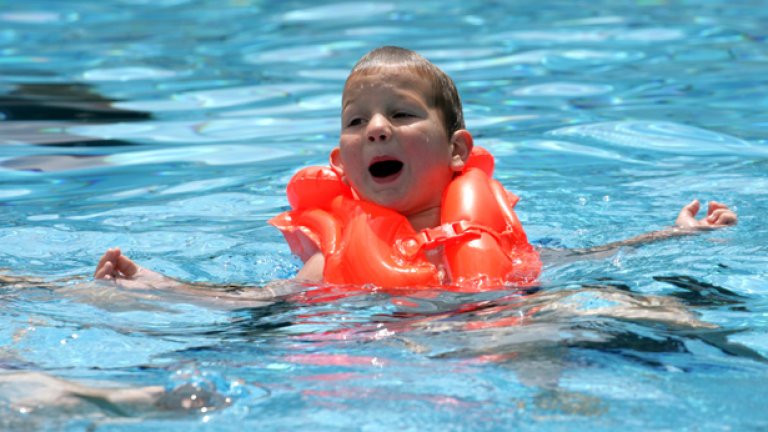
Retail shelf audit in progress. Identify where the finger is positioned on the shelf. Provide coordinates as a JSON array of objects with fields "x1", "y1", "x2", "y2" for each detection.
[
  {"x1": 683, "y1": 199, "x2": 701, "y2": 216},
  {"x1": 707, "y1": 208, "x2": 726, "y2": 221},
  {"x1": 675, "y1": 199, "x2": 701, "y2": 227},
  {"x1": 95, "y1": 261, "x2": 114, "y2": 279},
  {"x1": 711, "y1": 210, "x2": 738, "y2": 226},
  {"x1": 707, "y1": 208, "x2": 732, "y2": 223},
  {"x1": 708, "y1": 209, "x2": 726, "y2": 224},
  {"x1": 706, "y1": 201, "x2": 729, "y2": 217},
  {"x1": 96, "y1": 249, "x2": 112, "y2": 270},
  {"x1": 116, "y1": 255, "x2": 140, "y2": 278},
  {"x1": 94, "y1": 248, "x2": 117, "y2": 277},
  {"x1": 720, "y1": 211, "x2": 738, "y2": 225}
]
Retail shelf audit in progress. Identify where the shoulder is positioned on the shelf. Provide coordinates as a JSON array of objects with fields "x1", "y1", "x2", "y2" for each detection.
[{"x1": 295, "y1": 252, "x2": 324, "y2": 283}]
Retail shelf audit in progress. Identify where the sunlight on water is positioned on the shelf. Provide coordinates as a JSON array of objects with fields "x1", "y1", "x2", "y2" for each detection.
[
  {"x1": 1, "y1": 0, "x2": 767, "y2": 430},
  {"x1": 82, "y1": 67, "x2": 179, "y2": 82},
  {"x1": 281, "y1": 3, "x2": 397, "y2": 22},
  {"x1": 550, "y1": 120, "x2": 764, "y2": 155}
]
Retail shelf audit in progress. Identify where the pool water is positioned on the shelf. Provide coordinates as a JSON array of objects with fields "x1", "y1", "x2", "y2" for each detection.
[{"x1": 1, "y1": 0, "x2": 767, "y2": 430}]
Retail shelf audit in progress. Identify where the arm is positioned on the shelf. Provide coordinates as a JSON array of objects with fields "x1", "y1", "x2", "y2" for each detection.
[
  {"x1": 295, "y1": 252, "x2": 325, "y2": 283},
  {"x1": 542, "y1": 199, "x2": 737, "y2": 261},
  {"x1": 93, "y1": 247, "x2": 321, "y2": 299}
]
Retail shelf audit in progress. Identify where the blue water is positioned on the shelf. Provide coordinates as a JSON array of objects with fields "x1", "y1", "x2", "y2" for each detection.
[{"x1": 1, "y1": 0, "x2": 767, "y2": 430}]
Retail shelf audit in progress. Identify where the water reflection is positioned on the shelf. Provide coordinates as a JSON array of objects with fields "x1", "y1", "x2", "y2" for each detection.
[
  {"x1": 1, "y1": 0, "x2": 766, "y2": 428},
  {"x1": 0, "y1": 82, "x2": 150, "y2": 171},
  {"x1": 1, "y1": 274, "x2": 763, "y2": 425},
  {"x1": 0, "y1": 83, "x2": 150, "y2": 123}
]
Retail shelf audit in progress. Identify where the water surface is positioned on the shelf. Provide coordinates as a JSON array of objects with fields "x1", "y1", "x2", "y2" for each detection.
[{"x1": 1, "y1": 0, "x2": 767, "y2": 430}]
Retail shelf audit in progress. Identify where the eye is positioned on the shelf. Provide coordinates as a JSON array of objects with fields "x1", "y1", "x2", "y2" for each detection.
[
  {"x1": 346, "y1": 117, "x2": 363, "y2": 127},
  {"x1": 393, "y1": 112, "x2": 413, "y2": 119}
]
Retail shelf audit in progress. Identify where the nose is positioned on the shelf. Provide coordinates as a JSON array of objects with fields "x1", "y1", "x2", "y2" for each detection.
[{"x1": 367, "y1": 114, "x2": 391, "y2": 143}]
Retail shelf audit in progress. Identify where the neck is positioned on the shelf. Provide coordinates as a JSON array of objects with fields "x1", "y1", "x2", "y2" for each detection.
[{"x1": 407, "y1": 206, "x2": 441, "y2": 231}]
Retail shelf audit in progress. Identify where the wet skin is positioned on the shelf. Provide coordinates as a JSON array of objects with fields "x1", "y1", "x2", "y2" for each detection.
[{"x1": 331, "y1": 66, "x2": 472, "y2": 231}]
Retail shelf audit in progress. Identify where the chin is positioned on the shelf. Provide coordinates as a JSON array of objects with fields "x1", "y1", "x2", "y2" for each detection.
[
  {"x1": 358, "y1": 188, "x2": 404, "y2": 208},
  {"x1": 370, "y1": 197, "x2": 405, "y2": 211}
]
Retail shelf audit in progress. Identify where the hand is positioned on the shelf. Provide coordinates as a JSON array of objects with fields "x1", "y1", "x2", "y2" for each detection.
[
  {"x1": 94, "y1": 247, "x2": 140, "y2": 280},
  {"x1": 675, "y1": 199, "x2": 737, "y2": 229}
]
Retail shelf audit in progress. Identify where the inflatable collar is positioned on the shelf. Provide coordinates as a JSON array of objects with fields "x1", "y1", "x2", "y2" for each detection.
[{"x1": 269, "y1": 147, "x2": 541, "y2": 292}]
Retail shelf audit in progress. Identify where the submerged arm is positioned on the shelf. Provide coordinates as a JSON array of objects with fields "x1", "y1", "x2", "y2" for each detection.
[
  {"x1": 93, "y1": 247, "x2": 302, "y2": 303},
  {"x1": 542, "y1": 199, "x2": 737, "y2": 261}
]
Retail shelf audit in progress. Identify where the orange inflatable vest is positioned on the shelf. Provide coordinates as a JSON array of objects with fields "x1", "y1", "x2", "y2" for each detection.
[{"x1": 269, "y1": 147, "x2": 541, "y2": 292}]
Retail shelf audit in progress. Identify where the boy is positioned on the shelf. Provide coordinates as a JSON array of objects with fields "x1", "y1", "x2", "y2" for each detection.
[{"x1": 94, "y1": 46, "x2": 737, "y2": 290}]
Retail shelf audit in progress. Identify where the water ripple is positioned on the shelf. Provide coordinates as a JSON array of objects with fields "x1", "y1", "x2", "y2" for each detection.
[
  {"x1": 1, "y1": 1, "x2": 767, "y2": 429},
  {"x1": 113, "y1": 84, "x2": 324, "y2": 112},
  {"x1": 0, "y1": 30, "x2": 15, "y2": 44},
  {"x1": 513, "y1": 139, "x2": 648, "y2": 165},
  {"x1": 221, "y1": 93, "x2": 341, "y2": 118},
  {"x1": 513, "y1": 82, "x2": 614, "y2": 97},
  {"x1": 244, "y1": 42, "x2": 367, "y2": 64},
  {"x1": 82, "y1": 67, "x2": 179, "y2": 82},
  {"x1": 296, "y1": 68, "x2": 349, "y2": 81},
  {"x1": 0, "y1": 189, "x2": 31, "y2": 199},
  {"x1": 441, "y1": 49, "x2": 643, "y2": 72},
  {"x1": 494, "y1": 28, "x2": 685, "y2": 44},
  {"x1": 0, "y1": 12, "x2": 65, "y2": 24},
  {"x1": 64, "y1": 115, "x2": 337, "y2": 144},
  {"x1": 117, "y1": 0, "x2": 194, "y2": 6},
  {"x1": 549, "y1": 120, "x2": 767, "y2": 156},
  {"x1": 282, "y1": 2, "x2": 396, "y2": 22},
  {"x1": 104, "y1": 144, "x2": 294, "y2": 166}
]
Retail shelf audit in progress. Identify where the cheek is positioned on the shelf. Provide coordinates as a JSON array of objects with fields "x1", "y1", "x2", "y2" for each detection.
[
  {"x1": 409, "y1": 144, "x2": 451, "y2": 169},
  {"x1": 340, "y1": 149, "x2": 362, "y2": 172},
  {"x1": 337, "y1": 140, "x2": 360, "y2": 165},
  {"x1": 339, "y1": 152, "x2": 366, "y2": 186}
]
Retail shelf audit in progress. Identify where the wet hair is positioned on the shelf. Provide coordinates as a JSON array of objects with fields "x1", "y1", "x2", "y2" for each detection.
[{"x1": 344, "y1": 46, "x2": 465, "y2": 137}]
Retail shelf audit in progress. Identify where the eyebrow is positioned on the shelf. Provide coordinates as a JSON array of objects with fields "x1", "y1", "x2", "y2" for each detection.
[{"x1": 344, "y1": 86, "x2": 427, "y2": 110}]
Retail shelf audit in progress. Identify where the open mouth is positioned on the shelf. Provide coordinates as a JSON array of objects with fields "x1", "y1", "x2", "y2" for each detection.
[{"x1": 368, "y1": 159, "x2": 404, "y2": 181}]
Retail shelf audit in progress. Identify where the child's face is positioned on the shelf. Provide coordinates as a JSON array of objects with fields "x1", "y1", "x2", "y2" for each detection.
[{"x1": 331, "y1": 67, "x2": 469, "y2": 217}]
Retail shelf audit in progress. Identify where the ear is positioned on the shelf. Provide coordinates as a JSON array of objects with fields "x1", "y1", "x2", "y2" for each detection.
[
  {"x1": 449, "y1": 129, "x2": 473, "y2": 172},
  {"x1": 329, "y1": 147, "x2": 347, "y2": 182}
]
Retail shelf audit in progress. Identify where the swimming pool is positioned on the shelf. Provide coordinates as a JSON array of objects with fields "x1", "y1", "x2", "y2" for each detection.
[{"x1": 1, "y1": 0, "x2": 767, "y2": 429}]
